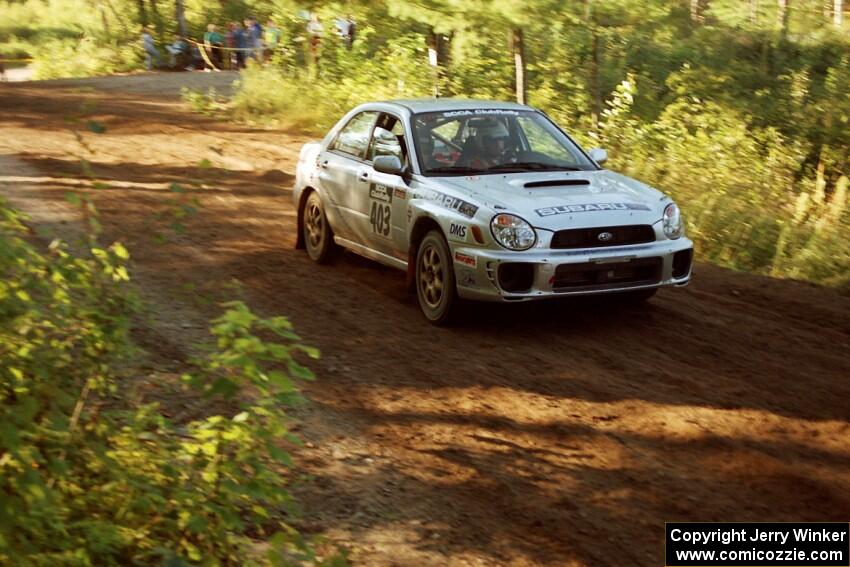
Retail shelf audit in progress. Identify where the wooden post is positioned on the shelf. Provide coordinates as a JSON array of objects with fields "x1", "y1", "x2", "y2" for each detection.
[{"x1": 512, "y1": 28, "x2": 526, "y2": 105}]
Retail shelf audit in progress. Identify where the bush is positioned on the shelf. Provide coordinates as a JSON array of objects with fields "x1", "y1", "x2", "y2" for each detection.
[
  {"x1": 0, "y1": 198, "x2": 343, "y2": 565},
  {"x1": 32, "y1": 37, "x2": 141, "y2": 79},
  {"x1": 231, "y1": 34, "x2": 434, "y2": 134}
]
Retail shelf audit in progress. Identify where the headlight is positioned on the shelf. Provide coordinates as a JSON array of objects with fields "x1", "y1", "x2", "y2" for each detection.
[
  {"x1": 662, "y1": 202, "x2": 683, "y2": 239},
  {"x1": 490, "y1": 214, "x2": 537, "y2": 250}
]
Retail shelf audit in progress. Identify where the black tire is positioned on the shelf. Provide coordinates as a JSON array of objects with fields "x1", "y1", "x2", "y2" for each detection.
[
  {"x1": 614, "y1": 288, "x2": 657, "y2": 303},
  {"x1": 415, "y1": 230, "x2": 459, "y2": 325},
  {"x1": 302, "y1": 191, "x2": 335, "y2": 263}
]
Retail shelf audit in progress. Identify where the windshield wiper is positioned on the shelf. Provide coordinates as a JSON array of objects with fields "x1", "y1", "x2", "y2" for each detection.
[
  {"x1": 426, "y1": 166, "x2": 487, "y2": 174},
  {"x1": 488, "y1": 162, "x2": 581, "y2": 172}
]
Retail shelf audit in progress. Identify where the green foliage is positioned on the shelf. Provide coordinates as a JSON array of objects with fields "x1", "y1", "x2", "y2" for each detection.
[
  {"x1": 231, "y1": 35, "x2": 434, "y2": 132},
  {"x1": 0, "y1": 198, "x2": 343, "y2": 565},
  {"x1": 181, "y1": 87, "x2": 227, "y2": 116},
  {"x1": 32, "y1": 38, "x2": 141, "y2": 79}
]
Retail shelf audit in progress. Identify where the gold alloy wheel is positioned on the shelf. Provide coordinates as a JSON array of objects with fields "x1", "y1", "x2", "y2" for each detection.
[
  {"x1": 305, "y1": 199, "x2": 324, "y2": 251},
  {"x1": 419, "y1": 243, "x2": 444, "y2": 309}
]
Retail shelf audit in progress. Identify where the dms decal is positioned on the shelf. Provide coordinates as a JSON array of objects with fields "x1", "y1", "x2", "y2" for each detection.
[
  {"x1": 454, "y1": 252, "x2": 477, "y2": 268},
  {"x1": 448, "y1": 223, "x2": 468, "y2": 242},
  {"x1": 422, "y1": 189, "x2": 479, "y2": 218},
  {"x1": 535, "y1": 202, "x2": 651, "y2": 217},
  {"x1": 393, "y1": 187, "x2": 407, "y2": 200},
  {"x1": 369, "y1": 184, "x2": 393, "y2": 203}
]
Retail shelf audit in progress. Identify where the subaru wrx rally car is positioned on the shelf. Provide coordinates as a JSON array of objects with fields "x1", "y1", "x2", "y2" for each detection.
[{"x1": 294, "y1": 99, "x2": 694, "y2": 324}]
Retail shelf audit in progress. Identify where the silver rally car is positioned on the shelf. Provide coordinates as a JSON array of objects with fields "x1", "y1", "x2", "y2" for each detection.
[{"x1": 294, "y1": 99, "x2": 694, "y2": 324}]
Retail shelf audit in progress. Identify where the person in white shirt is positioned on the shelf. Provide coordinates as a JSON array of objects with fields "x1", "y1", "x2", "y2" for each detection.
[{"x1": 141, "y1": 28, "x2": 160, "y2": 70}]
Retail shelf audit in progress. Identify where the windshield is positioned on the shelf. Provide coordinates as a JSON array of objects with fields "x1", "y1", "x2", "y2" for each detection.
[{"x1": 411, "y1": 109, "x2": 597, "y2": 176}]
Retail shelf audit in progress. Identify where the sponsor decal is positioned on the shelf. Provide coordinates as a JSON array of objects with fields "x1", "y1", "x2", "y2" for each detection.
[
  {"x1": 448, "y1": 222, "x2": 468, "y2": 242},
  {"x1": 421, "y1": 189, "x2": 479, "y2": 218},
  {"x1": 442, "y1": 109, "x2": 520, "y2": 117},
  {"x1": 454, "y1": 251, "x2": 477, "y2": 268},
  {"x1": 535, "y1": 202, "x2": 651, "y2": 217},
  {"x1": 393, "y1": 187, "x2": 407, "y2": 200},
  {"x1": 369, "y1": 183, "x2": 393, "y2": 203}
]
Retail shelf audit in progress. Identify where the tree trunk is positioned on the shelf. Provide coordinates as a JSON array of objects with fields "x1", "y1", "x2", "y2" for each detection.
[
  {"x1": 835, "y1": 0, "x2": 844, "y2": 26},
  {"x1": 104, "y1": 0, "x2": 128, "y2": 35},
  {"x1": 175, "y1": 0, "x2": 187, "y2": 36},
  {"x1": 749, "y1": 0, "x2": 759, "y2": 24},
  {"x1": 585, "y1": 0, "x2": 601, "y2": 129},
  {"x1": 99, "y1": 3, "x2": 110, "y2": 35},
  {"x1": 137, "y1": 0, "x2": 148, "y2": 26},
  {"x1": 778, "y1": 0, "x2": 790, "y2": 39},
  {"x1": 148, "y1": 0, "x2": 161, "y2": 36},
  {"x1": 427, "y1": 30, "x2": 452, "y2": 97},
  {"x1": 690, "y1": 0, "x2": 701, "y2": 23},
  {"x1": 512, "y1": 28, "x2": 526, "y2": 105}
]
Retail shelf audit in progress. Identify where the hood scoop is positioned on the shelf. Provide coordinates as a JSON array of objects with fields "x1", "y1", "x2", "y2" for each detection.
[{"x1": 524, "y1": 179, "x2": 591, "y2": 189}]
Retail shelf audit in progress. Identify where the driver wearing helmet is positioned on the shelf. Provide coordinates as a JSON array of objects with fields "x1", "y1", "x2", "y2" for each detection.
[{"x1": 461, "y1": 119, "x2": 512, "y2": 169}]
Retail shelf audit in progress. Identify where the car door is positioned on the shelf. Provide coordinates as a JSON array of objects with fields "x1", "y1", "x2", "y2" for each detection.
[
  {"x1": 362, "y1": 113, "x2": 411, "y2": 256},
  {"x1": 317, "y1": 111, "x2": 378, "y2": 241}
]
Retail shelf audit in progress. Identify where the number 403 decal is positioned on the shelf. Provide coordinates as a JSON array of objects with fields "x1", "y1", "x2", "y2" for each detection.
[{"x1": 370, "y1": 201, "x2": 391, "y2": 237}]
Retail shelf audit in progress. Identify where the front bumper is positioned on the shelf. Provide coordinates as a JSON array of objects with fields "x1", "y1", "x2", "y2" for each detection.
[{"x1": 451, "y1": 237, "x2": 694, "y2": 302}]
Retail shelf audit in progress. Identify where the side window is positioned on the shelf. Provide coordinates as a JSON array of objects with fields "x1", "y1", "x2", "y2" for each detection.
[
  {"x1": 331, "y1": 112, "x2": 378, "y2": 159},
  {"x1": 368, "y1": 114, "x2": 408, "y2": 166}
]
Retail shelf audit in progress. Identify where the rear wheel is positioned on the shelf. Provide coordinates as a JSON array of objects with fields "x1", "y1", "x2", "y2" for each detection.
[
  {"x1": 302, "y1": 192, "x2": 335, "y2": 263},
  {"x1": 416, "y1": 231, "x2": 458, "y2": 325}
]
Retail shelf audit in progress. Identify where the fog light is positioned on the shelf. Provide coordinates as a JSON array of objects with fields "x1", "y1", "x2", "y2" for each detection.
[
  {"x1": 498, "y1": 263, "x2": 534, "y2": 293},
  {"x1": 672, "y1": 249, "x2": 693, "y2": 278}
]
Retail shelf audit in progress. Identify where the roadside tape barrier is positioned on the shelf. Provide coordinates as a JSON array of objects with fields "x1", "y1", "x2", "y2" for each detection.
[
  {"x1": 183, "y1": 38, "x2": 287, "y2": 71},
  {"x1": 185, "y1": 38, "x2": 283, "y2": 53}
]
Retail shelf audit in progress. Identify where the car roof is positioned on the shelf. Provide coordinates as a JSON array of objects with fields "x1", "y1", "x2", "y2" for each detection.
[{"x1": 379, "y1": 98, "x2": 534, "y2": 114}]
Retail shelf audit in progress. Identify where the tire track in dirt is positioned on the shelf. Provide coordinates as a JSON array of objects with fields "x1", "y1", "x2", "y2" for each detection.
[{"x1": 1, "y1": 75, "x2": 848, "y2": 567}]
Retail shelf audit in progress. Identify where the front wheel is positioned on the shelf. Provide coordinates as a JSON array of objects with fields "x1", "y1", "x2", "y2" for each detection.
[
  {"x1": 302, "y1": 191, "x2": 335, "y2": 263},
  {"x1": 416, "y1": 231, "x2": 459, "y2": 325}
]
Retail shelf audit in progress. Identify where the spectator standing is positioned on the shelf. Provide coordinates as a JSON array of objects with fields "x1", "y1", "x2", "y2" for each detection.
[
  {"x1": 166, "y1": 34, "x2": 188, "y2": 68},
  {"x1": 230, "y1": 22, "x2": 247, "y2": 69},
  {"x1": 203, "y1": 24, "x2": 224, "y2": 70},
  {"x1": 264, "y1": 19, "x2": 282, "y2": 61},
  {"x1": 336, "y1": 15, "x2": 355, "y2": 49},
  {"x1": 306, "y1": 13, "x2": 323, "y2": 67},
  {"x1": 245, "y1": 17, "x2": 263, "y2": 61},
  {"x1": 141, "y1": 27, "x2": 160, "y2": 70}
]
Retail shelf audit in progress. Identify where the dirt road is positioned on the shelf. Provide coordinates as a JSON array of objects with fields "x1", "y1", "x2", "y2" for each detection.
[{"x1": 1, "y1": 73, "x2": 849, "y2": 566}]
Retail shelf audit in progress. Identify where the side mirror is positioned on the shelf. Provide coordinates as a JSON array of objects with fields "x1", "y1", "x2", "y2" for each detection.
[
  {"x1": 588, "y1": 147, "x2": 608, "y2": 165},
  {"x1": 373, "y1": 155, "x2": 404, "y2": 176}
]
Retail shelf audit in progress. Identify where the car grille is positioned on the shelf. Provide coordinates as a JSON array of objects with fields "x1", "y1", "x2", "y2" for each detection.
[
  {"x1": 550, "y1": 225, "x2": 655, "y2": 249},
  {"x1": 552, "y1": 257, "x2": 663, "y2": 291}
]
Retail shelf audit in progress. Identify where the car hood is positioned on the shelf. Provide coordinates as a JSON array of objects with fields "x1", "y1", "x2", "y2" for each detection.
[{"x1": 439, "y1": 170, "x2": 669, "y2": 231}]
